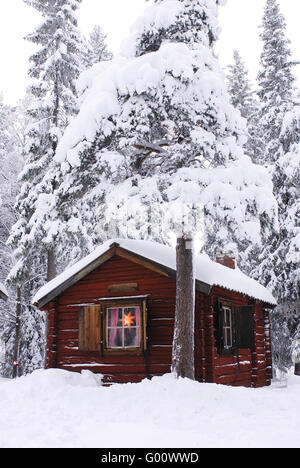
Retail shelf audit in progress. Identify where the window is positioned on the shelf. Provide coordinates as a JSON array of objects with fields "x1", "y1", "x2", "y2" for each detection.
[
  {"x1": 214, "y1": 300, "x2": 256, "y2": 355},
  {"x1": 78, "y1": 297, "x2": 147, "y2": 355},
  {"x1": 104, "y1": 300, "x2": 146, "y2": 354},
  {"x1": 107, "y1": 306, "x2": 141, "y2": 349},
  {"x1": 222, "y1": 305, "x2": 233, "y2": 350},
  {"x1": 214, "y1": 299, "x2": 235, "y2": 355}
]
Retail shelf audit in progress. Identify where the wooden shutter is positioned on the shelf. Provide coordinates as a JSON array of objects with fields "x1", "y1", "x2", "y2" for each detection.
[
  {"x1": 235, "y1": 305, "x2": 255, "y2": 351},
  {"x1": 78, "y1": 305, "x2": 101, "y2": 352},
  {"x1": 214, "y1": 299, "x2": 223, "y2": 354},
  {"x1": 142, "y1": 299, "x2": 148, "y2": 351}
]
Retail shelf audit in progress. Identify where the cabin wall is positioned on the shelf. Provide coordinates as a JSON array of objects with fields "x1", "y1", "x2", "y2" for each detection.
[
  {"x1": 208, "y1": 286, "x2": 272, "y2": 388},
  {"x1": 47, "y1": 255, "x2": 177, "y2": 384},
  {"x1": 194, "y1": 292, "x2": 213, "y2": 383}
]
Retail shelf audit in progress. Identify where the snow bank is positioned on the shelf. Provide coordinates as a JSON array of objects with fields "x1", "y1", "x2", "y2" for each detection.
[
  {"x1": 33, "y1": 238, "x2": 276, "y2": 306},
  {"x1": 0, "y1": 369, "x2": 299, "y2": 448}
]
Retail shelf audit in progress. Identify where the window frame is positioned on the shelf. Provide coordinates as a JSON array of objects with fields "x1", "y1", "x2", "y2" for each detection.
[
  {"x1": 215, "y1": 298, "x2": 235, "y2": 356},
  {"x1": 100, "y1": 298, "x2": 147, "y2": 356},
  {"x1": 221, "y1": 305, "x2": 233, "y2": 351}
]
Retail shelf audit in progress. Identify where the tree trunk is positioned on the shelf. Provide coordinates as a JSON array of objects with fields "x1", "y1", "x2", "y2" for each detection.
[
  {"x1": 172, "y1": 236, "x2": 195, "y2": 379},
  {"x1": 12, "y1": 286, "x2": 22, "y2": 379},
  {"x1": 47, "y1": 249, "x2": 57, "y2": 282},
  {"x1": 295, "y1": 363, "x2": 300, "y2": 376}
]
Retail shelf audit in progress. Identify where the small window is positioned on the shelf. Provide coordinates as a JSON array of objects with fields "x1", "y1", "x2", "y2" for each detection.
[
  {"x1": 222, "y1": 306, "x2": 233, "y2": 350},
  {"x1": 214, "y1": 300, "x2": 256, "y2": 355},
  {"x1": 214, "y1": 299, "x2": 235, "y2": 355}
]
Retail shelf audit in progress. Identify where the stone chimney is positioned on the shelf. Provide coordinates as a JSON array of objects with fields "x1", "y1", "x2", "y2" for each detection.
[{"x1": 216, "y1": 255, "x2": 236, "y2": 270}]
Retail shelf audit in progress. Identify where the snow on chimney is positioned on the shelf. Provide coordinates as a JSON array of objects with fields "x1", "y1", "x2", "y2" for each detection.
[{"x1": 216, "y1": 255, "x2": 236, "y2": 270}]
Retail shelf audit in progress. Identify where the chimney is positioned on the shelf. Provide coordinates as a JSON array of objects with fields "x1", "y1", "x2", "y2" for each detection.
[{"x1": 216, "y1": 255, "x2": 236, "y2": 270}]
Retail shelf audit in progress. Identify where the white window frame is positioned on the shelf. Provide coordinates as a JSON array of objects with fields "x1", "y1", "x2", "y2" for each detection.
[{"x1": 222, "y1": 305, "x2": 233, "y2": 350}]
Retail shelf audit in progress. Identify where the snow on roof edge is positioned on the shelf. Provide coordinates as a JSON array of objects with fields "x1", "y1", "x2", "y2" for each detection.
[{"x1": 32, "y1": 239, "x2": 277, "y2": 307}]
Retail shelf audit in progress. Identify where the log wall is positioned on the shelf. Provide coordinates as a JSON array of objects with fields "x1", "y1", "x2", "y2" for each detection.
[
  {"x1": 47, "y1": 255, "x2": 176, "y2": 384},
  {"x1": 208, "y1": 286, "x2": 272, "y2": 388}
]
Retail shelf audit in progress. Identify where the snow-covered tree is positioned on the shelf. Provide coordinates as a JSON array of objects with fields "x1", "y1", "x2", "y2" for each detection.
[
  {"x1": 275, "y1": 108, "x2": 300, "y2": 301},
  {"x1": 271, "y1": 307, "x2": 292, "y2": 377},
  {"x1": 252, "y1": 0, "x2": 300, "y2": 376},
  {"x1": 0, "y1": 94, "x2": 28, "y2": 377},
  {"x1": 257, "y1": 0, "x2": 297, "y2": 166},
  {"x1": 253, "y1": 0, "x2": 299, "y2": 302},
  {"x1": 227, "y1": 49, "x2": 261, "y2": 162},
  {"x1": 7, "y1": 0, "x2": 86, "y2": 375},
  {"x1": 84, "y1": 25, "x2": 113, "y2": 68},
  {"x1": 54, "y1": 0, "x2": 277, "y2": 379}
]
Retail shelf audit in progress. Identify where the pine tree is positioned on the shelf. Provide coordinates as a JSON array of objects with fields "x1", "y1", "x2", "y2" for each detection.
[
  {"x1": 257, "y1": 0, "x2": 296, "y2": 164},
  {"x1": 7, "y1": 0, "x2": 86, "y2": 375},
  {"x1": 253, "y1": 0, "x2": 299, "y2": 302},
  {"x1": 0, "y1": 94, "x2": 27, "y2": 378},
  {"x1": 276, "y1": 108, "x2": 300, "y2": 301},
  {"x1": 85, "y1": 25, "x2": 113, "y2": 68},
  {"x1": 253, "y1": 0, "x2": 300, "y2": 375},
  {"x1": 227, "y1": 49, "x2": 261, "y2": 162},
  {"x1": 55, "y1": 0, "x2": 277, "y2": 379}
]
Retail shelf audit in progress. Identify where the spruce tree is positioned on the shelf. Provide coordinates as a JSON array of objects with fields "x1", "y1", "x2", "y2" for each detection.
[
  {"x1": 55, "y1": 0, "x2": 277, "y2": 379},
  {"x1": 254, "y1": 0, "x2": 300, "y2": 375},
  {"x1": 257, "y1": 0, "x2": 296, "y2": 164},
  {"x1": 0, "y1": 95, "x2": 26, "y2": 378},
  {"x1": 227, "y1": 49, "x2": 261, "y2": 162},
  {"x1": 7, "y1": 0, "x2": 85, "y2": 375},
  {"x1": 254, "y1": 0, "x2": 299, "y2": 302},
  {"x1": 85, "y1": 25, "x2": 113, "y2": 68}
]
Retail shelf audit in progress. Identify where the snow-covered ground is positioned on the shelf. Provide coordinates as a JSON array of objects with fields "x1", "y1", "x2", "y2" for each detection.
[{"x1": 0, "y1": 369, "x2": 299, "y2": 448}]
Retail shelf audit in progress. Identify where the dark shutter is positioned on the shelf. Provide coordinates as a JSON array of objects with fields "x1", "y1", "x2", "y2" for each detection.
[
  {"x1": 78, "y1": 305, "x2": 101, "y2": 352},
  {"x1": 235, "y1": 305, "x2": 255, "y2": 351},
  {"x1": 142, "y1": 299, "x2": 148, "y2": 351},
  {"x1": 214, "y1": 299, "x2": 224, "y2": 354}
]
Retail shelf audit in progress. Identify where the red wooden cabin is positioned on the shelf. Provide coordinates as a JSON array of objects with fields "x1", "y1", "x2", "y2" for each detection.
[{"x1": 34, "y1": 239, "x2": 276, "y2": 387}]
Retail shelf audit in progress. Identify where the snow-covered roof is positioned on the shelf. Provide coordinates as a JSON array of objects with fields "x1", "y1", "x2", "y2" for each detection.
[
  {"x1": 0, "y1": 282, "x2": 8, "y2": 300},
  {"x1": 33, "y1": 239, "x2": 277, "y2": 307}
]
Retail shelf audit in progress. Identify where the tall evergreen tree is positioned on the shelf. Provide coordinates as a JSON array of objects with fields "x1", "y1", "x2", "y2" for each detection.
[
  {"x1": 257, "y1": 0, "x2": 296, "y2": 165},
  {"x1": 54, "y1": 0, "x2": 277, "y2": 379},
  {"x1": 7, "y1": 0, "x2": 86, "y2": 375},
  {"x1": 0, "y1": 93, "x2": 28, "y2": 377},
  {"x1": 227, "y1": 49, "x2": 261, "y2": 162},
  {"x1": 254, "y1": 0, "x2": 300, "y2": 374},
  {"x1": 254, "y1": 0, "x2": 298, "y2": 301}
]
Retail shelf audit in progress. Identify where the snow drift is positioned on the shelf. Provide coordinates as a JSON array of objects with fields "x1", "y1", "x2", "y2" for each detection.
[{"x1": 0, "y1": 368, "x2": 299, "y2": 448}]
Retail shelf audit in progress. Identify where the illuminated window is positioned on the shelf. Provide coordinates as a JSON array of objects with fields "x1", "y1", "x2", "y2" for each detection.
[{"x1": 107, "y1": 306, "x2": 141, "y2": 349}]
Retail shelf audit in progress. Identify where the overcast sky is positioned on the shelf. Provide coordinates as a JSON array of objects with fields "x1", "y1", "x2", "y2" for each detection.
[{"x1": 1, "y1": 0, "x2": 299, "y2": 104}]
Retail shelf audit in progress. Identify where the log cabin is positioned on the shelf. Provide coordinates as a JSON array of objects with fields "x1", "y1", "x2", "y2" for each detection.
[
  {"x1": 0, "y1": 283, "x2": 8, "y2": 301},
  {"x1": 33, "y1": 239, "x2": 277, "y2": 387}
]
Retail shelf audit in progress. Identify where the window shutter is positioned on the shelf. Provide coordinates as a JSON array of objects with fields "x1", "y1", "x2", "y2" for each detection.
[
  {"x1": 142, "y1": 299, "x2": 148, "y2": 351},
  {"x1": 78, "y1": 305, "x2": 101, "y2": 352},
  {"x1": 214, "y1": 300, "x2": 223, "y2": 354},
  {"x1": 235, "y1": 305, "x2": 255, "y2": 351}
]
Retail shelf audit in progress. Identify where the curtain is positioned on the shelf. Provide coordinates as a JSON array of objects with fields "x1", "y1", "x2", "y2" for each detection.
[{"x1": 108, "y1": 308, "x2": 119, "y2": 347}]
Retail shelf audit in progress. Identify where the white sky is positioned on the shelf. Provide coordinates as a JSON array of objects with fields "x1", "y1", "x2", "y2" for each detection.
[{"x1": 1, "y1": 0, "x2": 299, "y2": 104}]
